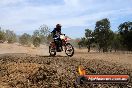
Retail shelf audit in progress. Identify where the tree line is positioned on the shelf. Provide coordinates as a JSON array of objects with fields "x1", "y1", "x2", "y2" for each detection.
[
  {"x1": 78, "y1": 18, "x2": 132, "y2": 52},
  {"x1": 0, "y1": 25, "x2": 52, "y2": 47},
  {"x1": 0, "y1": 19, "x2": 132, "y2": 51}
]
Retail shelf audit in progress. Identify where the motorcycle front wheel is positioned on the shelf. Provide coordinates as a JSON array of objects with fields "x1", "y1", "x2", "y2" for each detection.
[{"x1": 65, "y1": 43, "x2": 74, "y2": 57}]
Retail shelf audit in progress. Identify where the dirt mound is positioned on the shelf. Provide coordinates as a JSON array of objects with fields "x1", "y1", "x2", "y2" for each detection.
[
  {"x1": 0, "y1": 53, "x2": 132, "y2": 88},
  {"x1": 28, "y1": 67, "x2": 58, "y2": 88}
]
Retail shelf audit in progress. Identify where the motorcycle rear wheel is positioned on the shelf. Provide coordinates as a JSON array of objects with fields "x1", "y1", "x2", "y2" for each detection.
[
  {"x1": 65, "y1": 43, "x2": 74, "y2": 57},
  {"x1": 49, "y1": 46, "x2": 56, "y2": 56}
]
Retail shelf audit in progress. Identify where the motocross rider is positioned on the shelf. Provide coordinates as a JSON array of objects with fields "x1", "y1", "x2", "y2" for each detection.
[{"x1": 51, "y1": 24, "x2": 62, "y2": 52}]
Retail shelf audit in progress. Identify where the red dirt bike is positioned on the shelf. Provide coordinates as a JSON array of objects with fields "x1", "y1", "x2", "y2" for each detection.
[{"x1": 49, "y1": 34, "x2": 74, "y2": 57}]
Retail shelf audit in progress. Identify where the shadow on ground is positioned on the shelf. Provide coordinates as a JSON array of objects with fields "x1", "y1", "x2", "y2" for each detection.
[{"x1": 37, "y1": 55, "x2": 68, "y2": 58}]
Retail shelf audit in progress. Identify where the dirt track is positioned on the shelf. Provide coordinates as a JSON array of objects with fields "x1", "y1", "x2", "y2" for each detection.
[{"x1": 0, "y1": 44, "x2": 132, "y2": 88}]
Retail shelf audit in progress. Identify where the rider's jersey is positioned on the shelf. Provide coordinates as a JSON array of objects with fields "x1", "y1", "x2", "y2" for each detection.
[{"x1": 52, "y1": 28, "x2": 61, "y2": 38}]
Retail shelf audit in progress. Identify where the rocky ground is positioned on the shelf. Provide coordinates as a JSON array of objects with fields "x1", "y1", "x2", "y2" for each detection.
[
  {"x1": 0, "y1": 53, "x2": 132, "y2": 88},
  {"x1": 0, "y1": 44, "x2": 132, "y2": 88}
]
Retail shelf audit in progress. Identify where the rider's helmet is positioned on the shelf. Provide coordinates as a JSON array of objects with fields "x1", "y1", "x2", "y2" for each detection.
[{"x1": 56, "y1": 24, "x2": 61, "y2": 28}]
